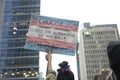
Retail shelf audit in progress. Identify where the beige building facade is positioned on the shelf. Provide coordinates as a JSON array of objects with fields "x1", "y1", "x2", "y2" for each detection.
[{"x1": 78, "y1": 23, "x2": 119, "y2": 80}]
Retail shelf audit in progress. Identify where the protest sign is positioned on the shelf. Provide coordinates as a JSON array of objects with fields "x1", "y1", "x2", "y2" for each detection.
[{"x1": 25, "y1": 14, "x2": 79, "y2": 55}]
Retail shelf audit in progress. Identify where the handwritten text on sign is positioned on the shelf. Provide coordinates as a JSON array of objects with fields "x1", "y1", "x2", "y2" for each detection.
[{"x1": 26, "y1": 15, "x2": 79, "y2": 49}]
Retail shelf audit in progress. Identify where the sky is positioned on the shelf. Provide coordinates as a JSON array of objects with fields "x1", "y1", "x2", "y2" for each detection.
[
  {"x1": 41, "y1": 0, "x2": 120, "y2": 32},
  {"x1": 40, "y1": 0, "x2": 120, "y2": 79}
]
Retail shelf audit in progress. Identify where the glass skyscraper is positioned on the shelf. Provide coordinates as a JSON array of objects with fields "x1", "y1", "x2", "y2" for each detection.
[{"x1": 0, "y1": 0, "x2": 40, "y2": 80}]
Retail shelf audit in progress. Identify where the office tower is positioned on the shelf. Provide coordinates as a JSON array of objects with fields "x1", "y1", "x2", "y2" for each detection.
[
  {"x1": 0, "y1": 0, "x2": 40, "y2": 80},
  {"x1": 78, "y1": 23, "x2": 119, "y2": 80}
]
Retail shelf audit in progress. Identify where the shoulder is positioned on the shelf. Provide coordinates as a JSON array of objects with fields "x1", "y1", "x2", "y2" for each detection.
[{"x1": 46, "y1": 70, "x2": 56, "y2": 80}]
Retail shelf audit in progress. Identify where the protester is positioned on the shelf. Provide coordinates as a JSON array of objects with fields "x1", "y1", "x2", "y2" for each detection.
[{"x1": 45, "y1": 50, "x2": 74, "y2": 80}]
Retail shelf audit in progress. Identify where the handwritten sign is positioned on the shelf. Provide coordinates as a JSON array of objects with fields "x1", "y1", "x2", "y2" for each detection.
[{"x1": 25, "y1": 14, "x2": 79, "y2": 55}]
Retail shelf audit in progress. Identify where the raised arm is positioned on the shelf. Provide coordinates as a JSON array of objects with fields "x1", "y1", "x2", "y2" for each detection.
[
  {"x1": 46, "y1": 50, "x2": 53, "y2": 71},
  {"x1": 45, "y1": 50, "x2": 56, "y2": 80}
]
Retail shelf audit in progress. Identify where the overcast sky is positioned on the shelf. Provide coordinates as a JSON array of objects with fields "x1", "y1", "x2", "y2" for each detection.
[
  {"x1": 40, "y1": 0, "x2": 120, "y2": 79},
  {"x1": 41, "y1": 0, "x2": 120, "y2": 33}
]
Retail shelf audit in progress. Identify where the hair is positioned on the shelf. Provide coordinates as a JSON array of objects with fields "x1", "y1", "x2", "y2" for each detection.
[{"x1": 57, "y1": 61, "x2": 74, "y2": 80}]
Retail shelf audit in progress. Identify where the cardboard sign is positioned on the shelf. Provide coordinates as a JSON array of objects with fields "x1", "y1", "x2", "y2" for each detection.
[{"x1": 25, "y1": 14, "x2": 79, "y2": 55}]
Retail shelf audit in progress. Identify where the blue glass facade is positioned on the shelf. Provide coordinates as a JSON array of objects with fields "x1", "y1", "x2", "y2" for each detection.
[{"x1": 0, "y1": 0, "x2": 40, "y2": 80}]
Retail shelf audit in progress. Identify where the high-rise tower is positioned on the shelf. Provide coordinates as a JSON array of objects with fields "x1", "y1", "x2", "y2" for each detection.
[
  {"x1": 78, "y1": 23, "x2": 119, "y2": 80},
  {"x1": 0, "y1": 0, "x2": 40, "y2": 80}
]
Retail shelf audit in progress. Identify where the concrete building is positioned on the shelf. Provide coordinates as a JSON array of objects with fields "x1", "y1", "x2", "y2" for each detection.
[
  {"x1": 0, "y1": 0, "x2": 41, "y2": 80},
  {"x1": 78, "y1": 23, "x2": 119, "y2": 80}
]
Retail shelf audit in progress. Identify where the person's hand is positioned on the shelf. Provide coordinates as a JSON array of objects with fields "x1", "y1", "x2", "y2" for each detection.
[
  {"x1": 46, "y1": 53, "x2": 52, "y2": 61},
  {"x1": 46, "y1": 49, "x2": 52, "y2": 54},
  {"x1": 46, "y1": 50, "x2": 52, "y2": 61}
]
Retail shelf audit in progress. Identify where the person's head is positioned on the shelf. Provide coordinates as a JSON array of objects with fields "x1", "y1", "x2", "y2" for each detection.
[{"x1": 57, "y1": 61, "x2": 74, "y2": 80}]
